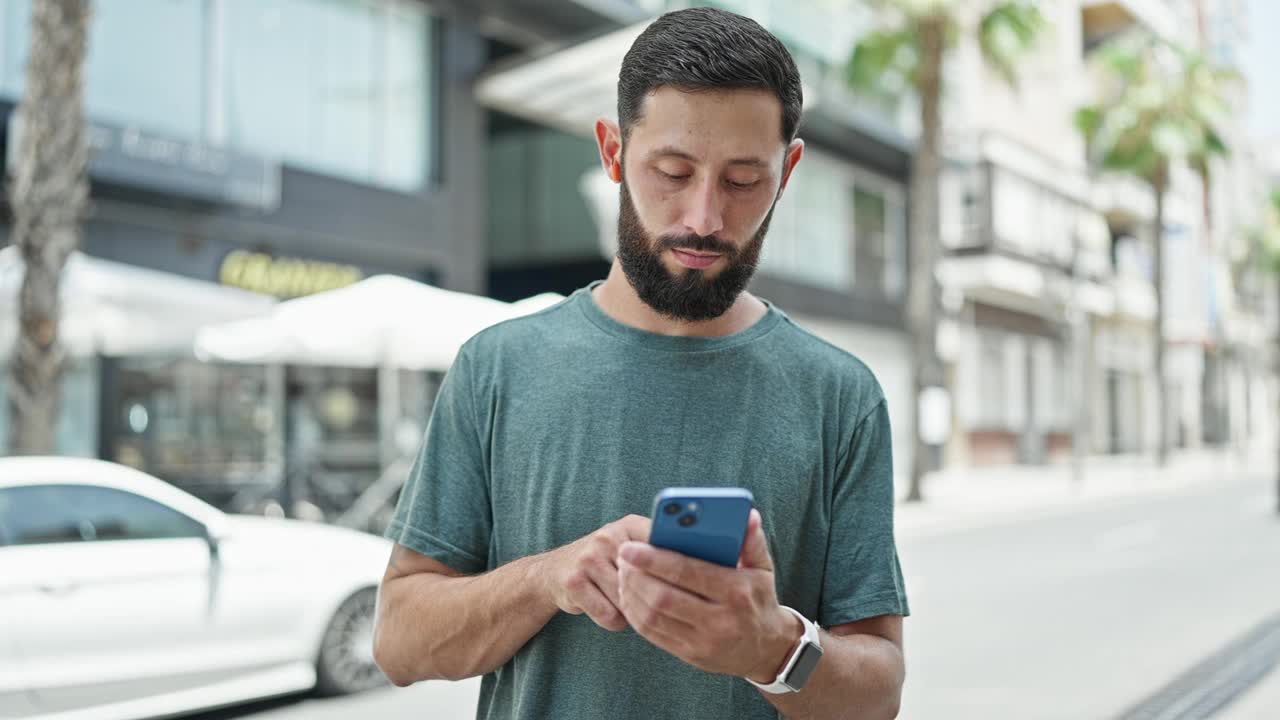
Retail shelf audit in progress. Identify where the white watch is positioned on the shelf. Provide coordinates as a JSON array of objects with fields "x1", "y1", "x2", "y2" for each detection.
[{"x1": 746, "y1": 606, "x2": 824, "y2": 694}]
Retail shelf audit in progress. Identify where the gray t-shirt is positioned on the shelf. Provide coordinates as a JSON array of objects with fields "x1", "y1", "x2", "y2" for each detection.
[{"x1": 386, "y1": 283, "x2": 909, "y2": 720}]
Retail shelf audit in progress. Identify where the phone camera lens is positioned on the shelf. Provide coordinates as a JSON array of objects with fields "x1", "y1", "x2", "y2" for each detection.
[
  {"x1": 664, "y1": 502, "x2": 682, "y2": 516},
  {"x1": 678, "y1": 514, "x2": 697, "y2": 527}
]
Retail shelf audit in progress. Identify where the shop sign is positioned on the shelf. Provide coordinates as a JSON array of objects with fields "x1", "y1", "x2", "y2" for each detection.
[
  {"x1": 7, "y1": 115, "x2": 281, "y2": 211},
  {"x1": 219, "y1": 250, "x2": 363, "y2": 298}
]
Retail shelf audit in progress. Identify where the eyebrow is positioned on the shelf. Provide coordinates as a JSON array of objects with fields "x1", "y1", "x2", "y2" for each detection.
[{"x1": 647, "y1": 146, "x2": 770, "y2": 169}]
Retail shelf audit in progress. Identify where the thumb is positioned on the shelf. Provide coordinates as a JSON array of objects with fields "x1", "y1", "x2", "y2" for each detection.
[{"x1": 739, "y1": 509, "x2": 774, "y2": 571}]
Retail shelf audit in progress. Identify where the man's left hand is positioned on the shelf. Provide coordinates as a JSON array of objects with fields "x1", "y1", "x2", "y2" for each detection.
[{"x1": 616, "y1": 509, "x2": 802, "y2": 683}]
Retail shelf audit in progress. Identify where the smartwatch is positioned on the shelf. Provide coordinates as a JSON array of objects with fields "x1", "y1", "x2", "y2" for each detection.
[{"x1": 746, "y1": 606, "x2": 824, "y2": 694}]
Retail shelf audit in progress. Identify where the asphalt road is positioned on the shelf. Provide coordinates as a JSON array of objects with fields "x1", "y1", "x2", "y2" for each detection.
[{"x1": 188, "y1": 471, "x2": 1280, "y2": 720}]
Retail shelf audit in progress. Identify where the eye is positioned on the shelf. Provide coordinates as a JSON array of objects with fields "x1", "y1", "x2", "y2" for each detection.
[
  {"x1": 727, "y1": 179, "x2": 759, "y2": 190},
  {"x1": 658, "y1": 169, "x2": 690, "y2": 182}
]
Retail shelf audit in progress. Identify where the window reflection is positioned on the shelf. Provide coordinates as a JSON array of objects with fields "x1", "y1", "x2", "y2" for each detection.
[
  {"x1": 0, "y1": 485, "x2": 206, "y2": 546},
  {"x1": 0, "y1": 0, "x2": 431, "y2": 192},
  {"x1": 109, "y1": 359, "x2": 278, "y2": 509}
]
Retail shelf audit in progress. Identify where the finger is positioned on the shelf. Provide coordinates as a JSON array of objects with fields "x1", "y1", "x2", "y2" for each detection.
[
  {"x1": 616, "y1": 513, "x2": 653, "y2": 541},
  {"x1": 738, "y1": 509, "x2": 774, "y2": 571},
  {"x1": 617, "y1": 558, "x2": 715, "y2": 626},
  {"x1": 586, "y1": 556, "x2": 624, "y2": 613},
  {"x1": 618, "y1": 541, "x2": 734, "y2": 600},
  {"x1": 618, "y1": 568, "x2": 697, "y2": 655},
  {"x1": 575, "y1": 578, "x2": 628, "y2": 631},
  {"x1": 630, "y1": 609, "x2": 695, "y2": 665}
]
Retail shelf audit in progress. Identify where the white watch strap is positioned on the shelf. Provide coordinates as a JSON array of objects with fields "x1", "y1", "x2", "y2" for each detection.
[{"x1": 746, "y1": 606, "x2": 822, "y2": 694}]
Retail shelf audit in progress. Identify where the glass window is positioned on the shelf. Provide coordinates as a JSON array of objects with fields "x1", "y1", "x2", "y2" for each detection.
[
  {"x1": 381, "y1": 3, "x2": 430, "y2": 189},
  {"x1": 222, "y1": 0, "x2": 430, "y2": 191},
  {"x1": 109, "y1": 359, "x2": 279, "y2": 509},
  {"x1": 993, "y1": 170, "x2": 1036, "y2": 254},
  {"x1": 885, "y1": 196, "x2": 907, "y2": 299},
  {"x1": 761, "y1": 149, "x2": 852, "y2": 291},
  {"x1": 976, "y1": 330, "x2": 1007, "y2": 428},
  {"x1": 0, "y1": 0, "x2": 206, "y2": 139},
  {"x1": 0, "y1": 484, "x2": 205, "y2": 546},
  {"x1": 0, "y1": 0, "x2": 31, "y2": 96},
  {"x1": 85, "y1": 0, "x2": 206, "y2": 139},
  {"x1": 0, "y1": 0, "x2": 431, "y2": 190},
  {"x1": 853, "y1": 187, "x2": 887, "y2": 294}
]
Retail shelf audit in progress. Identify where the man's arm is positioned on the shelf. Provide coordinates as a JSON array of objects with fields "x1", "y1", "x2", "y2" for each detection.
[
  {"x1": 755, "y1": 615, "x2": 904, "y2": 720},
  {"x1": 373, "y1": 514, "x2": 651, "y2": 685},
  {"x1": 372, "y1": 546, "x2": 556, "y2": 685}
]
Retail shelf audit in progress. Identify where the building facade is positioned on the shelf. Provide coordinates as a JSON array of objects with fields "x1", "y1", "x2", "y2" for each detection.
[
  {"x1": 0, "y1": 0, "x2": 488, "y2": 518},
  {"x1": 931, "y1": 0, "x2": 1277, "y2": 467}
]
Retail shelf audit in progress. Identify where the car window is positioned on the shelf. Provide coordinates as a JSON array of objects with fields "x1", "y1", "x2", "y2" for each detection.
[{"x1": 0, "y1": 484, "x2": 206, "y2": 546}]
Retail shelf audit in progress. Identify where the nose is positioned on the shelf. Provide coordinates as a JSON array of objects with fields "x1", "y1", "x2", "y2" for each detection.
[{"x1": 680, "y1": 176, "x2": 726, "y2": 239}]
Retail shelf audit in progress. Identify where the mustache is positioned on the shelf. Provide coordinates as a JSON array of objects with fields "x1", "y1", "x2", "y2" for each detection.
[{"x1": 657, "y1": 234, "x2": 736, "y2": 256}]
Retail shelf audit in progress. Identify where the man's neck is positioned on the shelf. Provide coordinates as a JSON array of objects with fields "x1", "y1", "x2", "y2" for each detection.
[{"x1": 591, "y1": 259, "x2": 768, "y2": 338}]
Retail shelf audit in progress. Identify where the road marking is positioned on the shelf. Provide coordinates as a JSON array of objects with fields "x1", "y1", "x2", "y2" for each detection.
[{"x1": 1111, "y1": 611, "x2": 1280, "y2": 720}]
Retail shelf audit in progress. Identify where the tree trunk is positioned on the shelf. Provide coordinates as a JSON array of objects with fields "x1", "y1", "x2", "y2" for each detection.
[
  {"x1": 6, "y1": 0, "x2": 91, "y2": 455},
  {"x1": 1153, "y1": 177, "x2": 1169, "y2": 467},
  {"x1": 905, "y1": 15, "x2": 946, "y2": 503}
]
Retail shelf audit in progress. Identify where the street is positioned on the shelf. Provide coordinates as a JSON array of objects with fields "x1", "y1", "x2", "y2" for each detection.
[{"x1": 187, "y1": 470, "x2": 1280, "y2": 720}]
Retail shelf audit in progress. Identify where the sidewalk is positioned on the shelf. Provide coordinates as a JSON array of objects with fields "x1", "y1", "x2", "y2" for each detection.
[{"x1": 895, "y1": 446, "x2": 1275, "y2": 540}]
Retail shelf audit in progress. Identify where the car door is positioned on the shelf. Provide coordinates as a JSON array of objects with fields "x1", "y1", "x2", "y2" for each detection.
[
  {"x1": 0, "y1": 483, "x2": 215, "y2": 715},
  {"x1": 0, "y1": 519, "x2": 38, "y2": 720}
]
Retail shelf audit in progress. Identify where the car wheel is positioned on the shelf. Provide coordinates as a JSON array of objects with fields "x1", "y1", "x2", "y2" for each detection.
[{"x1": 315, "y1": 587, "x2": 387, "y2": 696}]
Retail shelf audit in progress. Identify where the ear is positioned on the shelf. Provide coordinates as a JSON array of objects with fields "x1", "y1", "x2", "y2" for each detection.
[
  {"x1": 595, "y1": 117, "x2": 624, "y2": 184},
  {"x1": 777, "y1": 139, "x2": 805, "y2": 199}
]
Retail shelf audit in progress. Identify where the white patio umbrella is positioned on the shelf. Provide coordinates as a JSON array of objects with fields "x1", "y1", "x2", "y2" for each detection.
[
  {"x1": 0, "y1": 246, "x2": 276, "y2": 357},
  {"x1": 193, "y1": 274, "x2": 564, "y2": 371}
]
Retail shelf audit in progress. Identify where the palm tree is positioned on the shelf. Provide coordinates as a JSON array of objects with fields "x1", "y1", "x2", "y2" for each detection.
[
  {"x1": 6, "y1": 0, "x2": 91, "y2": 455},
  {"x1": 847, "y1": 0, "x2": 1045, "y2": 502},
  {"x1": 1075, "y1": 34, "x2": 1233, "y2": 467}
]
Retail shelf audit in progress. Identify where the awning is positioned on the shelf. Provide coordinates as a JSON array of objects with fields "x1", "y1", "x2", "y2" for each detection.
[
  {"x1": 0, "y1": 246, "x2": 275, "y2": 357},
  {"x1": 194, "y1": 274, "x2": 564, "y2": 371},
  {"x1": 476, "y1": 20, "x2": 829, "y2": 139}
]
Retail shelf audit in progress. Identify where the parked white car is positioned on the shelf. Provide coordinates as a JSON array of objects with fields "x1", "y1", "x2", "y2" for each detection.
[{"x1": 0, "y1": 457, "x2": 394, "y2": 720}]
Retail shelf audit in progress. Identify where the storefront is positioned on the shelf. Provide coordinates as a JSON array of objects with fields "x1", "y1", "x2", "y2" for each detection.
[{"x1": 0, "y1": 0, "x2": 488, "y2": 525}]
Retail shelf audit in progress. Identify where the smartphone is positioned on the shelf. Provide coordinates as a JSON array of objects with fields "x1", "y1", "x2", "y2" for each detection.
[{"x1": 648, "y1": 487, "x2": 753, "y2": 568}]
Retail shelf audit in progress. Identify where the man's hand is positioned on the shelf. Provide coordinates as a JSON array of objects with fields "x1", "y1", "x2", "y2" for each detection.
[
  {"x1": 616, "y1": 509, "x2": 802, "y2": 682},
  {"x1": 537, "y1": 514, "x2": 651, "y2": 632}
]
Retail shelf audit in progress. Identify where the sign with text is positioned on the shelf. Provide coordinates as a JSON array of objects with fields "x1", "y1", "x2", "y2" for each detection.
[
  {"x1": 218, "y1": 250, "x2": 363, "y2": 298},
  {"x1": 7, "y1": 114, "x2": 281, "y2": 211}
]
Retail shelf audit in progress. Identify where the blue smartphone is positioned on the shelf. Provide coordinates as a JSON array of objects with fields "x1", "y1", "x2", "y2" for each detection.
[{"x1": 648, "y1": 487, "x2": 754, "y2": 568}]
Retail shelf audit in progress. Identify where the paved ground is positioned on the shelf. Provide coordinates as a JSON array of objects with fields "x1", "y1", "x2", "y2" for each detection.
[
  {"x1": 191, "y1": 457, "x2": 1280, "y2": 720},
  {"x1": 899, "y1": 469, "x2": 1280, "y2": 719}
]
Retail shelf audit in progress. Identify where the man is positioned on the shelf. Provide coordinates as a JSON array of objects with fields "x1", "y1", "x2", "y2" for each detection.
[{"x1": 373, "y1": 7, "x2": 909, "y2": 719}]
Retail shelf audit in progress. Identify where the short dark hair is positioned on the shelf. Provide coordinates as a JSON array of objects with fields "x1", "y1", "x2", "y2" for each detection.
[{"x1": 617, "y1": 7, "x2": 803, "y2": 144}]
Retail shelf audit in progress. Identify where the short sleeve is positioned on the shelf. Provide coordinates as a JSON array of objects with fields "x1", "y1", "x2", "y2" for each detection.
[
  {"x1": 384, "y1": 346, "x2": 492, "y2": 574},
  {"x1": 819, "y1": 399, "x2": 910, "y2": 627}
]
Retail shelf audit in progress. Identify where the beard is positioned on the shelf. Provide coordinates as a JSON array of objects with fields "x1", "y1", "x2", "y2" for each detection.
[{"x1": 615, "y1": 180, "x2": 775, "y2": 322}]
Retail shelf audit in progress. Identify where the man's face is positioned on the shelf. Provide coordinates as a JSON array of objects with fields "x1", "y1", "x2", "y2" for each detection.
[{"x1": 605, "y1": 87, "x2": 801, "y2": 322}]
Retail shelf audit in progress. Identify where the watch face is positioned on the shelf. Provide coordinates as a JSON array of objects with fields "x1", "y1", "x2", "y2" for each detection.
[{"x1": 785, "y1": 643, "x2": 824, "y2": 689}]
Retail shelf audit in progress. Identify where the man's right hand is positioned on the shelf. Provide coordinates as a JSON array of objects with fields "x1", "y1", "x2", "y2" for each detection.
[{"x1": 538, "y1": 514, "x2": 651, "y2": 631}]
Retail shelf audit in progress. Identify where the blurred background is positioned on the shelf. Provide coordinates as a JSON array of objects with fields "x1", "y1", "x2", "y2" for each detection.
[{"x1": 0, "y1": 0, "x2": 1278, "y2": 719}]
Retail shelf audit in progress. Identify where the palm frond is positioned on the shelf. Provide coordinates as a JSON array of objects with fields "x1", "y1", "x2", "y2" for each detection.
[
  {"x1": 1074, "y1": 106, "x2": 1103, "y2": 139},
  {"x1": 847, "y1": 26, "x2": 921, "y2": 94},
  {"x1": 978, "y1": 1, "x2": 1046, "y2": 87},
  {"x1": 1076, "y1": 33, "x2": 1233, "y2": 187}
]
